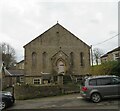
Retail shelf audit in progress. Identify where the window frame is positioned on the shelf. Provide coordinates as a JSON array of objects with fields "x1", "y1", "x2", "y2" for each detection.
[
  {"x1": 20, "y1": 77, "x2": 24, "y2": 83},
  {"x1": 89, "y1": 79, "x2": 97, "y2": 86},
  {"x1": 32, "y1": 52, "x2": 37, "y2": 67},
  {"x1": 80, "y1": 52, "x2": 84, "y2": 66},
  {"x1": 33, "y1": 78, "x2": 41, "y2": 85},
  {"x1": 97, "y1": 78, "x2": 112, "y2": 86},
  {"x1": 70, "y1": 52, "x2": 74, "y2": 66},
  {"x1": 42, "y1": 52, "x2": 47, "y2": 70},
  {"x1": 89, "y1": 77, "x2": 114, "y2": 86}
]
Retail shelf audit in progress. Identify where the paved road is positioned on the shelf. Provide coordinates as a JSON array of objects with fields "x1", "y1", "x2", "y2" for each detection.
[{"x1": 7, "y1": 93, "x2": 119, "y2": 110}]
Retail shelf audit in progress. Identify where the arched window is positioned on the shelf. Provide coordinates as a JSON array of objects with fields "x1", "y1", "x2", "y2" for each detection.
[
  {"x1": 80, "y1": 52, "x2": 84, "y2": 66},
  {"x1": 70, "y1": 52, "x2": 74, "y2": 66},
  {"x1": 32, "y1": 52, "x2": 37, "y2": 67},
  {"x1": 42, "y1": 52, "x2": 47, "y2": 71}
]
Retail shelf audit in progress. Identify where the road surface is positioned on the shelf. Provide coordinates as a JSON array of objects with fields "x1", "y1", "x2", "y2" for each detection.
[{"x1": 7, "y1": 93, "x2": 120, "y2": 110}]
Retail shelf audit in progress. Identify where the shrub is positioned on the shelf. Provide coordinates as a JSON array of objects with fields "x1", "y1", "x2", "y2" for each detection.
[{"x1": 90, "y1": 61, "x2": 120, "y2": 76}]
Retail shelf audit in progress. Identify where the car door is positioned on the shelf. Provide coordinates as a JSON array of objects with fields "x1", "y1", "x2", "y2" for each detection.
[
  {"x1": 96, "y1": 78, "x2": 113, "y2": 97},
  {"x1": 111, "y1": 77, "x2": 120, "y2": 96}
]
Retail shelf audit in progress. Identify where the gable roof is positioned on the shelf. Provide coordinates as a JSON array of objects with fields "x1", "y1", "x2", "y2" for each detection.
[
  {"x1": 23, "y1": 23, "x2": 90, "y2": 48},
  {"x1": 3, "y1": 68, "x2": 24, "y2": 77},
  {"x1": 101, "y1": 54, "x2": 108, "y2": 58},
  {"x1": 101, "y1": 46, "x2": 120, "y2": 58},
  {"x1": 107, "y1": 46, "x2": 120, "y2": 54},
  {"x1": 8, "y1": 69, "x2": 24, "y2": 76},
  {"x1": 17, "y1": 60, "x2": 24, "y2": 64}
]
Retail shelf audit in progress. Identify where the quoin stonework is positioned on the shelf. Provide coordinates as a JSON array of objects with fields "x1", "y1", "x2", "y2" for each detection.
[{"x1": 23, "y1": 23, "x2": 91, "y2": 85}]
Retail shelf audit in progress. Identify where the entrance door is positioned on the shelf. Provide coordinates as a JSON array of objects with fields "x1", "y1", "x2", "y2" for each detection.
[{"x1": 57, "y1": 60, "x2": 65, "y2": 74}]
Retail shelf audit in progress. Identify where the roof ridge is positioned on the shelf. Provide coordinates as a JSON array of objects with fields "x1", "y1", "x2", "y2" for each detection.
[{"x1": 23, "y1": 23, "x2": 90, "y2": 48}]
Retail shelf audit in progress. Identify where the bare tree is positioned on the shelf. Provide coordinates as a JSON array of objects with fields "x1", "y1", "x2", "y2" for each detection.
[
  {"x1": 0, "y1": 42, "x2": 16, "y2": 69},
  {"x1": 93, "y1": 48, "x2": 103, "y2": 65}
]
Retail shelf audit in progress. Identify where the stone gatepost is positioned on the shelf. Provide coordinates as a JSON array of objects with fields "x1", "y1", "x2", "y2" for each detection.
[{"x1": 57, "y1": 74, "x2": 63, "y2": 85}]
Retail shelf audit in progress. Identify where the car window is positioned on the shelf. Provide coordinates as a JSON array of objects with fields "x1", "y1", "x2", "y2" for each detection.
[
  {"x1": 96, "y1": 79, "x2": 101, "y2": 85},
  {"x1": 96, "y1": 78, "x2": 111, "y2": 85},
  {"x1": 112, "y1": 77, "x2": 120, "y2": 85},
  {"x1": 89, "y1": 79, "x2": 97, "y2": 86}
]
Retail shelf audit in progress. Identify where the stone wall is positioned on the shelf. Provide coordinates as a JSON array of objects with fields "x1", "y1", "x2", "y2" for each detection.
[
  {"x1": 14, "y1": 84, "x2": 62, "y2": 100},
  {"x1": 14, "y1": 84, "x2": 80, "y2": 100}
]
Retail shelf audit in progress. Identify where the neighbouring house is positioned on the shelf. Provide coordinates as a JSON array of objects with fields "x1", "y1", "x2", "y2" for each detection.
[
  {"x1": 1, "y1": 59, "x2": 25, "y2": 90},
  {"x1": 16, "y1": 60, "x2": 24, "y2": 69},
  {"x1": 2, "y1": 66, "x2": 24, "y2": 89},
  {"x1": 24, "y1": 23, "x2": 91, "y2": 85},
  {"x1": 101, "y1": 46, "x2": 120, "y2": 63}
]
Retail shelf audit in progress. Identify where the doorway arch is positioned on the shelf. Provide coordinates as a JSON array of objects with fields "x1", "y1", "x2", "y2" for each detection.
[{"x1": 56, "y1": 59, "x2": 66, "y2": 74}]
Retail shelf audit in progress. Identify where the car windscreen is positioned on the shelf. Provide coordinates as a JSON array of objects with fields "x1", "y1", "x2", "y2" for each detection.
[{"x1": 112, "y1": 77, "x2": 120, "y2": 84}]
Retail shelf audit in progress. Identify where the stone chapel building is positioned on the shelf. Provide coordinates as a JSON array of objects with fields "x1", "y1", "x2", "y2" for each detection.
[{"x1": 24, "y1": 23, "x2": 91, "y2": 85}]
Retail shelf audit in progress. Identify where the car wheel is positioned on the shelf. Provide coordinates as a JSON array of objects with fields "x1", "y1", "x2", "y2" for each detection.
[
  {"x1": 91, "y1": 93, "x2": 101, "y2": 103},
  {"x1": 0, "y1": 101, "x2": 7, "y2": 110}
]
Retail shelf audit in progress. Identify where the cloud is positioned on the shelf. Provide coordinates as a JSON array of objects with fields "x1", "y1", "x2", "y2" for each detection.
[
  {"x1": 0, "y1": 0, "x2": 118, "y2": 61},
  {"x1": 109, "y1": 30, "x2": 117, "y2": 35},
  {"x1": 90, "y1": 12, "x2": 103, "y2": 24},
  {"x1": 0, "y1": 33, "x2": 12, "y2": 43}
]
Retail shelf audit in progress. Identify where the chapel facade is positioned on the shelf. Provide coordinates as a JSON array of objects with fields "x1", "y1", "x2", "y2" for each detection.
[{"x1": 24, "y1": 23, "x2": 91, "y2": 85}]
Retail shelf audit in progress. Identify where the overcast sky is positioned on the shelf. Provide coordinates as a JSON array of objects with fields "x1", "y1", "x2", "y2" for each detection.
[{"x1": 0, "y1": 0, "x2": 119, "y2": 62}]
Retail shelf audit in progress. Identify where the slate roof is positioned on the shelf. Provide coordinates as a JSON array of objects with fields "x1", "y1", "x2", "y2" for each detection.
[
  {"x1": 17, "y1": 60, "x2": 24, "y2": 64},
  {"x1": 101, "y1": 46, "x2": 120, "y2": 58},
  {"x1": 101, "y1": 54, "x2": 108, "y2": 58},
  {"x1": 42, "y1": 74, "x2": 52, "y2": 80},
  {"x1": 4, "y1": 68, "x2": 24, "y2": 77},
  {"x1": 107, "y1": 46, "x2": 120, "y2": 54}
]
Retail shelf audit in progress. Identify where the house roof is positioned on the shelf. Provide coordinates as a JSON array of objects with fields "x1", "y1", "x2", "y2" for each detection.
[
  {"x1": 23, "y1": 23, "x2": 90, "y2": 48},
  {"x1": 101, "y1": 54, "x2": 108, "y2": 58},
  {"x1": 107, "y1": 46, "x2": 120, "y2": 54},
  {"x1": 17, "y1": 60, "x2": 24, "y2": 64},
  {"x1": 42, "y1": 74, "x2": 52, "y2": 80},
  {"x1": 101, "y1": 46, "x2": 120, "y2": 58},
  {"x1": 4, "y1": 69, "x2": 24, "y2": 77}
]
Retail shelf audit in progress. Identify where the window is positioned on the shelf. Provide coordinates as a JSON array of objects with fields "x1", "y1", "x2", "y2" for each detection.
[
  {"x1": 96, "y1": 79, "x2": 101, "y2": 85},
  {"x1": 97, "y1": 78, "x2": 111, "y2": 85},
  {"x1": 80, "y1": 52, "x2": 84, "y2": 66},
  {"x1": 70, "y1": 52, "x2": 74, "y2": 66},
  {"x1": 42, "y1": 52, "x2": 47, "y2": 71},
  {"x1": 89, "y1": 79, "x2": 97, "y2": 86},
  {"x1": 16, "y1": 77, "x2": 20, "y2": 83},
  {"x1": 53, "y1": 76, "x2": 57, "y2": 82},
  {"x1": 32, "y1": 52, "x2": 37, "y2": 67},
  {"x1": 20, "y1": 77, "x2": 24, "y2": 83},
  {"x1": 33, "y1": 78, "x2": 41, "y2": 85},
  {"x1": 115, "y1": 53, "x2": 119, "y2": 58},
  {"x1": 111, "y1": 77, "x2": 120, "y2": 85},
  {"x1": 113, "y1": 52, "x2": 120, "y2": 61}
]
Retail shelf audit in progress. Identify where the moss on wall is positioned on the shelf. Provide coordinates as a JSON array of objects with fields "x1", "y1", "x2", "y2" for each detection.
[{"x1": 14, "y1": 83, "x2": 80, "y2": 100}]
